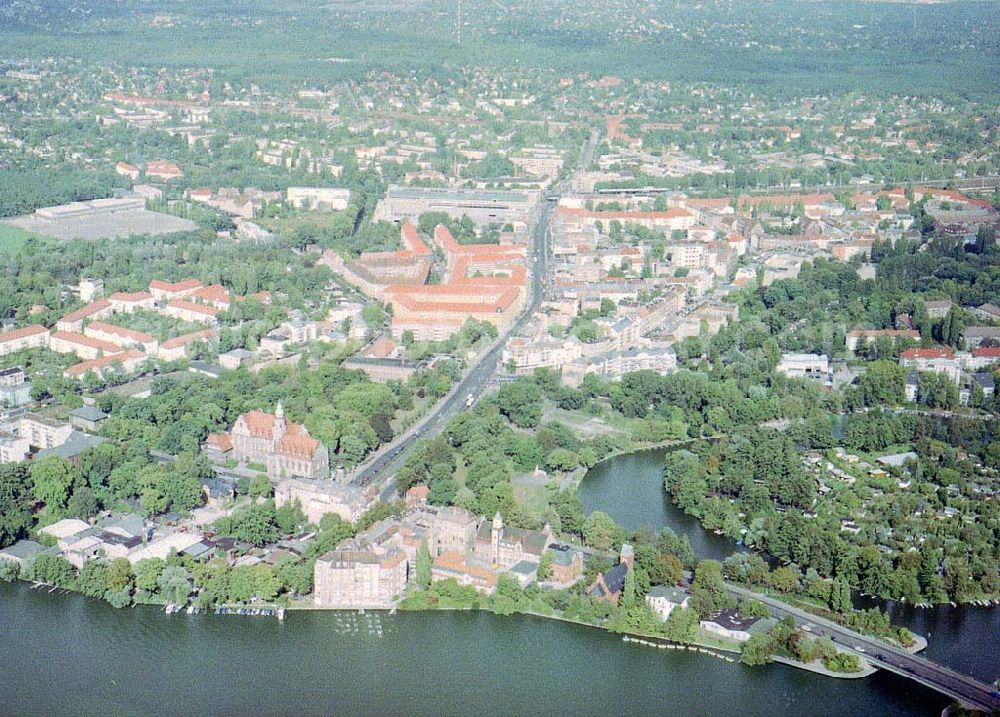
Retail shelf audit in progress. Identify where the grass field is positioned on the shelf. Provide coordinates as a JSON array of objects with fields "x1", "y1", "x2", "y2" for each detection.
[{"x1": 0, "y1": 224, "x2": 39, "y2": 254}]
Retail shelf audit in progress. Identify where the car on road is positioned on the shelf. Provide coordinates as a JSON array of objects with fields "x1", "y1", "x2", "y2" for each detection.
[{"x1": 854, "y1": 646, "x2": 865, "y2": 653}]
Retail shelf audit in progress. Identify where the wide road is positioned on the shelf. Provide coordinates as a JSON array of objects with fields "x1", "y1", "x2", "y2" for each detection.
[
  {"x1": 350, "y1": 201, "x2": 551, "y2": 498},
  {"x1": 727, "y1": 584, "x2": 1000, "y2": 713},
  {"x1": 350, "y1": 130, "x2": 600, "y2": 499}
]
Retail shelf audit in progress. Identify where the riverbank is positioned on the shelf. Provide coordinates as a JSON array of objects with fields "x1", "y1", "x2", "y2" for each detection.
[
  {"x1": 288, "y1": 596, "x2": 874, "y2": 680},
  {"x1": 1, "y1": 580, "x2": 952, "y2": 717},
  {"x1": 11, "y1": 575, "x2": 882, "y2": 682},
  {"x1": 771, "y1": 654, "x2": 877, "y2": 679}
]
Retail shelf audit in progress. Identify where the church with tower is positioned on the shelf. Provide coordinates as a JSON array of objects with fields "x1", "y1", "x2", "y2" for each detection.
[{"x1": 229, "y1": 403, "x2": 329, "y2": 481}]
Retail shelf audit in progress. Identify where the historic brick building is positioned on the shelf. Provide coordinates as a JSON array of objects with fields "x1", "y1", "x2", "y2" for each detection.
[
  {"x1": 472, "y1": 512, "x2": 550, "y2": 570},
  {"x1": 229, "y1": 403, "x2": 329, "y2": 480}
]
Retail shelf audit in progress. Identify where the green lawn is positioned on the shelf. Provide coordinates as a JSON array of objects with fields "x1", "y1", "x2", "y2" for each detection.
[{"x1": 0, "y1": 225, "x2": 40, "y2": 254}]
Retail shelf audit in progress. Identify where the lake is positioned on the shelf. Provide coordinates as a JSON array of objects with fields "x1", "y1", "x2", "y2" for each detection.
[
  {"x1": 0, "y1": 445, "x2": 994, "y2": 716},
  {"x1": 0, "y1": 581, "x2": 950, "y2": 717},
  {"x1": 579, "y1": 445, "x2": 1000, "y2": 685}
]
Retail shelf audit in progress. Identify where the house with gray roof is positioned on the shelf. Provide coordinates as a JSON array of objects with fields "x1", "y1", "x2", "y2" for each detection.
[
  {"x1": 587, "y1": 544, "x2": 635, "y2": 605},
  {"x1": 36, "y1": 430, "x2": 105, "y2": 461},
  {"x1": 699, "y1": 608, "x2": 762, "y2": 642},
  {"x1": 646, "y1": 586, "x2": 690, "y2": 621},
  {"x1": 69, "y1": 405, "x2": 108, "y2": 433},
  {"x1": 0, "y1": 539, "x2": 51, "y2": 568}
]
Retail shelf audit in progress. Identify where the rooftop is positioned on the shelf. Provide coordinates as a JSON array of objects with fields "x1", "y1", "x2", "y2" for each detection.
[
  {"x1": 69, "y1": 405, "x2": 108, "y2": 422},
  {"x1": 703, "y1": 608, "x2": 760, "y2": 631}
]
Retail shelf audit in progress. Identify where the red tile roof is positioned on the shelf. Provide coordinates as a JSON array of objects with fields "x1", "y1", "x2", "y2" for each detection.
[
  {"x1": 166, "y1": 298, "x2": 220, "y2": 317},
  {"x1": 86, "y1": 321, "x2": 156, "y2": 345},
  {"x1": 145, "y1": 160, "x2": 183, "y2": 177},
  {"x1": 406, "y1": 485, "x2": 430, "y2": 501},
  {"x1": 238, "y1": 411, "x2": 320, "y2": 459},
  {"x1": 108, "y1": 291, "x2": 153, "y2": 303},
  {"x1": 206, "y1": 433, "x2": 233, "y2": 452},
  {"x1": 900, "y1": 347, "x2": 955, "y2": 360},
  {"x1": 400, "y1": 223, "x2": 431, "y2": 256},
  {"x1": 160, "y1": 329, "x2": 217, "y2": 350},
  {"x1": 367, "y1": 337, "x2": 397, "y2": 359},
  {"x1": 150, "y1": 278, "x2": 203, "y2": 294},
  {"x1": 433, "y1": 550, "x2": 496, "y2": 587},
  {"x1": 0, "y1": 324, "x2": 48, "y2": 343},
  {"x1": 50, "y1": 331, "x2": 122, "y2": 353},
  {"x1": 191, "y1": 283, "x2": 231, "y2": 307},
  {"x1": 555, "y1": 206, "x2": 694, "y2": 222},
  {"x1": 64, "y1": 350, "x2": 143, "y2": 377},
  {"x1": 58, "y1": 300, "x2": 112, "y2": 325},
  {"x1": 972, "y1": 347, "x2": 1000, "y2": 358}
]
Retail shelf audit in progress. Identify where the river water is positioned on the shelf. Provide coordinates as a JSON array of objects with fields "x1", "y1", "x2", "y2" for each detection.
[
  {"x1": 0, "y1": 444, "x2": 993, "y2": 716},
  {"x1": 0, "y1": 581, "x2": 949, "y2": 717},
  {"x1": 579, "y1": 444, "x2": 738, "y2": 561},
  {"x1": 579, "y1": 444, "x2": 1000, "y2": 685}
]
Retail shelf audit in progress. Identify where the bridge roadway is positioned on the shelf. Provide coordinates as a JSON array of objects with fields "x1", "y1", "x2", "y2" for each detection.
[
  {"x1": 727, "y1": 584, "x2": 1000, "y2": 713},
  {"x1": 348, "y1": 130, "x2": 600, "y2": 499}
]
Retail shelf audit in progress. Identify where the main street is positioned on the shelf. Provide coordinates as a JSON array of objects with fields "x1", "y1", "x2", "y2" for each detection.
[
  {"x1": 726, "y1": 584, "x2": 1000, "y2": 713},
  {"x1": 350, "y1": 129, "x2": 601, "y2": 499}
]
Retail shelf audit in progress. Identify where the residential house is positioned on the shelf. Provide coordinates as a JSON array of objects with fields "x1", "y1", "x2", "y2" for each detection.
[
  {"x1": 107, "y1": 291, "x2": 155, "y2": 314},
  {"x1": 55, "y1": 300, "x2": 113, "y2": 333},
  {"x1": 0, "y1": 325, "x2": 49, "y2": 356},
  {"x1": 899, "y1": 347, "x2": 961, "y2": 383},
  {"x1": 157, "y1": 329, "x2": 217, "y2": 362},
  {"x1": 0, "y1": 430, "x2": 30, "y2": 464},
  {"x1": 149, "y1": 279, "x2": 203, "y2": 302},
  {"x1": 699, "y1": 608, "x2": 765, "y2": 642},
  {"x1": 646, "y1": 586, "x2": 690, "y2": 622},
  {"x1": 0, "y1": 367, "x2": 32, "y2": 407},
  {"x1": 84, "y1": 322, "x2": 158, "y2": 354},
  {"x1": 163, "y1": 299, "x2": 219, "y2": 326},
  {"x1": 63, "y1": 350, "x2": 145, "y2": 381},
  {"x1": 19, "y1": 413, "x2": 73, "y2": 449},
  {"x1": 49, "y1": 331, "x2": 121, "y2": 361}
]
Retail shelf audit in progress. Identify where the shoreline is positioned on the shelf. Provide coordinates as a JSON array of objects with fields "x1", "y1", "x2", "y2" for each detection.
[
  {"x1": 288, "y1": 598, "x2": 877, "y2": 680},
  {"x1": 8, "y1": 577, "x2": 965, "y2": 683}
]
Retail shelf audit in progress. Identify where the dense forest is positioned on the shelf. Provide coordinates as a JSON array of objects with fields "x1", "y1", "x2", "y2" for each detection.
[{"x1": 2, "y1": 0, "x2": 998, "y2": 96}]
